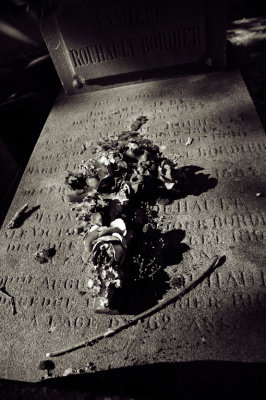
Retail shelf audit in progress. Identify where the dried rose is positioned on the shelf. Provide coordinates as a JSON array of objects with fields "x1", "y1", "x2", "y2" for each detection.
[
  {"x1": 83, "y1": 218, "x2": 127, "y2": 264},
  {"x1": 93, "y1": 156, "x2": 127, "y2": 193},
  {"x1": 129, "y1": 153, "x2": 158, "y2": 193},
  {"x1": 83, "y1": 218, "x2": 128, "y2": 311}
]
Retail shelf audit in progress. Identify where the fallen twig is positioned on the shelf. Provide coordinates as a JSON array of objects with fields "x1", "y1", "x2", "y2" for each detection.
[
  {"x1": 6, "y1": 204, "x2": 28, "y2": 229},
  {"x1": 46, "y1": 255, "x2": 224, "y2": 358},
  {"x1": 0, "y1": 287, "x2": 17, "y2": 315}
]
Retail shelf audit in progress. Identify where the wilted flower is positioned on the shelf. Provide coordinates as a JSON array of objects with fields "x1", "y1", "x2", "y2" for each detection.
[
  {"x1": 84, "y1": 218, "x2": 126, "y2": 252},
  {"x1": 64, "y1": 115, "x2": 192, "y2": 313},
  {"x1": 65, "y1": 171, "x2": 87, "y2": 192},
  {"x1": 130, "y1": 153, "x2": 158, "y2": 193},
  {"x1": 110, "y1": 182, "x2": 132, "y2": 204},
  {"x1": 72, "y1": 192, "x2": 108, "y2": 225},
  {"x1": 158, "y1": 159, "x2": 176, "y2": 190},
  {"x1": 83, "y1": 218, "x2": 128, "y2": 311},
  {"x1": 124, "y1": 141, "x2": 140, "y2": 159}
]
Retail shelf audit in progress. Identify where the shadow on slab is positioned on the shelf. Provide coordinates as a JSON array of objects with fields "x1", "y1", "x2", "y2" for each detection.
[
  {"x1": 113, "y1": 229, "x2": 189, "y2": 314},
  {"x1": 0, "y1": 361, "x2": 265, "y2": 399},
  {"x1": 109, "y1": 165, "x2": 217, "y2": 314},
  {"x1": 37, "y1": 360, "x2": 266, "y2": 399},
  {"x1": 179, "y1": 165, "x2": 218, "y2": 197}
]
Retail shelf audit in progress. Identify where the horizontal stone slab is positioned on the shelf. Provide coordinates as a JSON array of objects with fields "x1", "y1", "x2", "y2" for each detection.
[{"x1": 1, "y1": 69, "x2": 266, "y2": 382}]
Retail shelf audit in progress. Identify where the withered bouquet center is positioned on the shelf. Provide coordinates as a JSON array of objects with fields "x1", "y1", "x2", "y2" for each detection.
[{"x1": 65, "y1": 116, "x2": 188, "y2": 312}]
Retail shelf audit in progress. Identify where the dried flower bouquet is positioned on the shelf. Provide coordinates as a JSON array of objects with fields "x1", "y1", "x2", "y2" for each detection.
[{"x1": 65, "y1": 117, "x2": 188, "y2": 312}]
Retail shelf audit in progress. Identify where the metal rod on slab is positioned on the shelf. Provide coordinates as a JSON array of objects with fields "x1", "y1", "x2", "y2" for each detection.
[{"x1": 46, "y1": 255, "x2": 222, "y2": 358}]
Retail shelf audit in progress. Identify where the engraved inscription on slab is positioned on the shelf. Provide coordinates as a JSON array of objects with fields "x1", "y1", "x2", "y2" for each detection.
[
  {"x1": 0, "y1": 70, "x2": 266, "y2": 382},
  {"x1": 66, "y1": 0, "x2": 205, "y2": 69},
  {"x1": 41, "y1": 0, "x2": 227, "y2": 94}
]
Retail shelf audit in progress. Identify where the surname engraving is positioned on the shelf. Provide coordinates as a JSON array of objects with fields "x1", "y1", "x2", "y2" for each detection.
[
  {"x1": 167, "y1": 212, "x2": 266, "y2": 231},
  {"x1": 69, "y1": 26, "x2": 203, "y2": 67},
  {"x1": 195, "y1": 142, "x2": 266, "y2": 158},
  {"x1": 163, "y1": 197, "x2": 249, "y2": 214},
  {"x1": 160, "y1": 142, "x2": 266, "y2": 159},
  {"x1": 70, "y1": 38, "x2": 135, "y2": 65}
]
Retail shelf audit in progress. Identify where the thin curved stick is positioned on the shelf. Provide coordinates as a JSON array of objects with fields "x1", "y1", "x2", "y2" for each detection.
[{"x1": 46, "y1": 255, "x2": 224, "y2": 358}]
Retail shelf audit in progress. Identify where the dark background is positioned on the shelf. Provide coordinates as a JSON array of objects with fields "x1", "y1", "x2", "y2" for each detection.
[{"x1": 0, "y1": 0, "x2": 266, "y2": 398}]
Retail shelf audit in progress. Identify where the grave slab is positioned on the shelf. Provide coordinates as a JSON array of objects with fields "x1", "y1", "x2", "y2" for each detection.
[{"x1": 0, "y1": 68, "x2": 266, "y2": 383}]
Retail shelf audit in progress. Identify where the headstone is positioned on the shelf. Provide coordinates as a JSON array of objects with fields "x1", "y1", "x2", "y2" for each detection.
[
  {"x1": 0, "y1": 68, "x2": 266, "y2": 383},
  {"x1": 41, "y1": 0, "x2": 227, "y2": 94}
]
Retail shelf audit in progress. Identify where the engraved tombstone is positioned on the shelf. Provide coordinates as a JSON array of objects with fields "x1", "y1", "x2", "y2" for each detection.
[
  {"x1": 41, "y1": 0, "x2": 227, "y2": 94},
  {"x1": 0, "y1": 0, "x2": 266, "y2": 393},
  {"x1": 1, "y1": 70, "x2": 266, "y2": 384}
]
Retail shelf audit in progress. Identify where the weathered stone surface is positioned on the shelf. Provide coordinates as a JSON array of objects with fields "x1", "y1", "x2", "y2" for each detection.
[
  {"x1": 41, "y1": 0, "x2": 227, "y2": 94},
  {"x1": 1, "y1": 69, "x2": 266, "y2": 382}
]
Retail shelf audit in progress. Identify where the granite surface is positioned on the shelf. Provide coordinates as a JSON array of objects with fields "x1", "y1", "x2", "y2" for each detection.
[{"x1": 0, "y1": 69, "x2": 266, "y2": 383}]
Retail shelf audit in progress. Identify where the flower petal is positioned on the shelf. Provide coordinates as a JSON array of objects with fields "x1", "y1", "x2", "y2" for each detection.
[
  {"x1": 98, "y1": 226, "x2": 124, "y2": 238},
  {"x1": 165, "y1": 182, "x2": 175, "y2": 190},
  {"x1": 110, "y1": 218, "x2": 127, "y2": 234},
  {"x1": 112, "y1": 233, "x2": 124, "y2": 242},
  {"x1": 96, "y1": 235, "x2": 122, "y2": 243},
  {"x1": 112, "y1": 243, "x2": 125, "y2": 264},
  {"x1": 83, "y1": 229, "x2": 100, "y2": 252}
]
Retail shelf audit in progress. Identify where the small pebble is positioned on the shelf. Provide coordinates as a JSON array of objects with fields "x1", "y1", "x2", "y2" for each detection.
[
  {"x1": 256, "y1": 192, "x2": 263, "y2": 197},
  {"x1": 185, "y1": 137, "x2": 193, "y2": 146},
  {"x1": 62, "y1": 368, "x2": 75, "y2": 377},
  {"x1": 87, "y1": 278, "x2": 94, "y2": 289}
]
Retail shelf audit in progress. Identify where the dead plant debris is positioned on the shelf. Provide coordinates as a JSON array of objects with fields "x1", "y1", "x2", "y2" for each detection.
[
  {"x1": 6, "y1": 204, "x2": 28, "y2": 229},
  {"x1": 35, "y1": 246, "x2": 56, "y2": 263}
]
